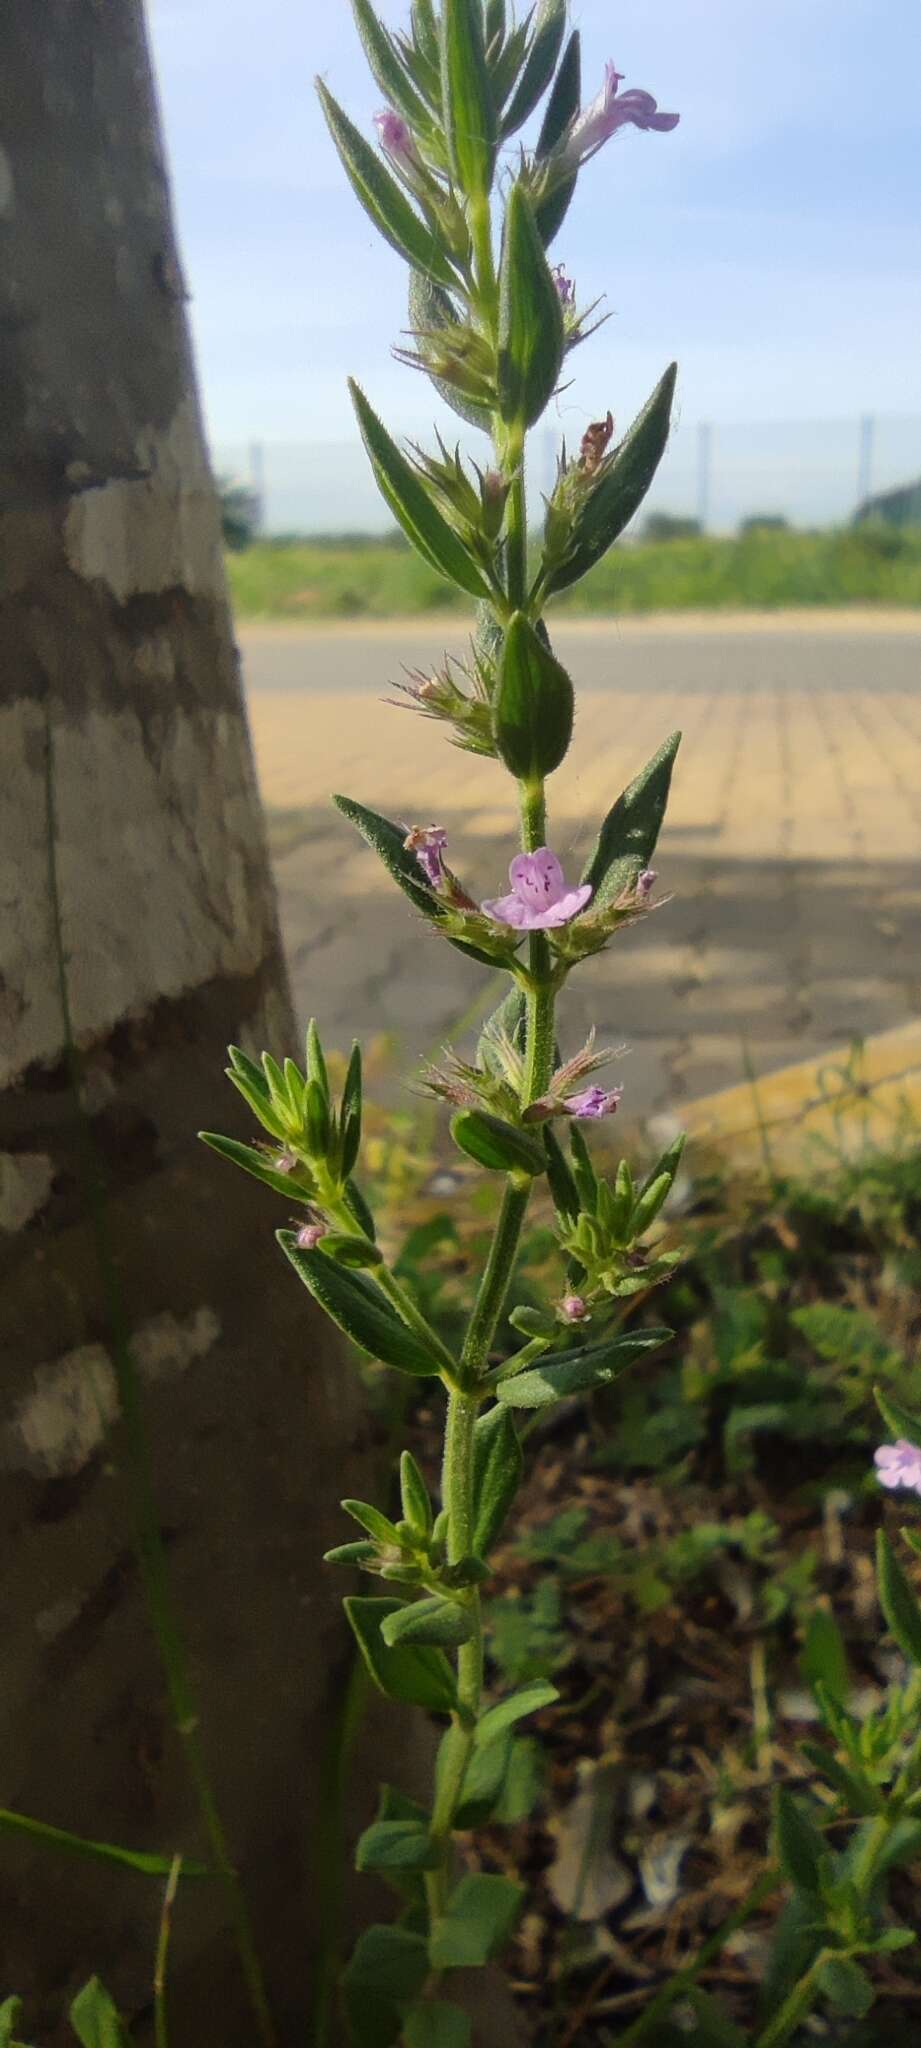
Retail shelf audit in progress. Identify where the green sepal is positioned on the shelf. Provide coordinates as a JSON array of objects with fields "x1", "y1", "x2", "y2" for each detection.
[
  {"x1": 773, "y1": 1787, "x2": 825, "y2": 1896},
  {"x1": 407, "y1": 272, "x2": 494, "y2": 434},
  {"x1": 493, "y1": 612, "x2": 573, "y2": 779},
  {"x1": 344, "y1": 1597, "x2": 457, "y2": 1712},
  {"x1": 428, "y1": 1873, "x2": 524, "y2": 1969},
  {"x1": 440, "y1": 0, "x2": 496, "y2": 200},
  {"x1": 316, "y1": 81, "x2": 456, "y2": 291},
  {"x1": 349, "y1": 382, "x2": 492, "y2": 598},
  {"x1": 404, "y1": 2002, "x2": 471, "y2": 2048},
  {"x1": 279, "y1": 1232, "x2": 443, "y2": 1376},
  {"x1": 472, "y1": 1404, "x2": 523, "y2": 1554},
  {"x1": 474, "y1": 1679, "x2": 559, "y2": 1746},
  {"x1": 497, "y1": 1325, "x2": 671, "y2": 1408},
  {"x1": 542, "y1": 1124, "x2": 580, "y2": 1221},
  {"x1": 877, "y1": 1529, "x2": 921, "y2": 1666},
  {"x1": 500, "y1": 0, "x2": 566, "y2": 137},
  {"x1": 543, "y1": 362, "x2": 678, "y2": 595},
  {"x1": 581, "y1": 730, "x2": 681, "y2": 910},
  {"x1": 199, "y1": 1131, "x2": 314, "y2": 1203},
  {"x1": 350, "y1": 0, "x2": 434, "y2": 132},
  {"x1": 355, "y1": 1821, "x2": 441, "y2": 1873},
  {"x1": 400, "y1": 1449, "x2": 433, "y2": 1535},
  {"x1": 69, "y1": 1980, "x2": 130, "y2": 2048},
  {"x1": 450, "y1": 1109, "x2": 546, "y2": 1176},
  {"x1": 875, "y1": 1385, "x2": 921, "y2": 1444},
  {"x1": 497, "y1": 185, "x2": 565, "y2": 430},
  {"x1": 818, "y1": 1955, "x2": 873, "y2": 2018},
  {"x1": 381, "y1": 1596, "x2": 474, "y2": 1649},
  {"x1": 343, "y1": 1924, "x2": 430, "y2": 2048}
]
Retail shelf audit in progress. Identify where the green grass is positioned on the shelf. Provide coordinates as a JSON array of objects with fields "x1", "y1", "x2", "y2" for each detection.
[{"x1": 227, "y1": 525, "x2": 921, "y2": 620}]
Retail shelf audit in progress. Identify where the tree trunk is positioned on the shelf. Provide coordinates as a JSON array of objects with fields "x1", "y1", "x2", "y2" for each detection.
[{"x1": 0, "y1": 7, "x2": 361, "y2": 2039}]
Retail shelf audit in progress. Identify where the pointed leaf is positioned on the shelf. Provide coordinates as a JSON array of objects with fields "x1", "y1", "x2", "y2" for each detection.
[
  {"x1": 350, "y1": 0, "x2": 434, "y2": 131},
  {"x1": 381, "y1": 1595, "x2": 474, "y2": 1649},
  {"x1": 279, "y1": 1232, "x2": 442, "y2": 1375},
  {"x1": 475, "y1": 1680, "x2": 559, "y2": 1746},
  {"x1": 543, "y1": 363, "x2": 678, "y2": 593},
  {"x1": 341, "y1": 1498, "x2": 402, "y2": 1546},
  {"x1": 349, "y1": 381, "x2": 492, "y2": 597},
  {"x1": 472, "y1": 1404, "x2": 523, "y2": 1553},
  {"x1": 343, "y1": 1924, "x2": 430, "y2": 2048},
  {"x1": 0, "y1": 1809, "x2": 208, "y2": 1881},
  {"x1": 441, "y1": 0, "x2": 496, "y2": 199},
  {"x1": 450, "y1": 1108, "x2": 545, "y2": 1176},
  {"x1": 536, "y1": 28, "x2": 581, "y2": 155},
  {"x1": 581, "y1": 730, "x2": 681, "y2": 909},
  {"x1": 199, "y1": 1131, "x2": 313, "y2": 1203},
  {"x1": 345, "y1": 1596, "x2": 457, "y2": 1712},
  {"x1": 877, "y1": 1529, "x2": 921, "y2": 1666},
  {"x1": 497, "y1": 1325, "x2": 671, "y2": 1409},
  {"x1": 355, "y1": 1821, "x2": 441, "y2": 1873},
  {"x1": 404, "y1": 2003, "x2": 471, "y2": 2048},
  {"x1": 68, "y1": 1981, "x2": 129, "y2": 2048},
  {"x1": 774, "y1": 1788, "x2": 824, "y2": 1896},
  {"x1": 400, "y1": 1449, "x2": 433, "y2": 1535},
  {"x1": 317, "y1": 81, "x2": 456, "y2": 289},
  {"x1": 493, "y1": 611, "x2": 573, "y2": 778},
  {"x1": 500, "y1": 0, "x2": 566, "y2": 137},
  {"x1": 497, "y1": 184, "x2": 565, "y2": 429},
  {"x1": 428, "y1": 1873, "x2": 524, "y2": 1968},
  {"x1": 542, "y1": 1124, "x2": 580, "y2": 1220}
]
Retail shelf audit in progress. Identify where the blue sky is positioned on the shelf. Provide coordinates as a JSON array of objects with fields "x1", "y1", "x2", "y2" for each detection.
[{"x1": 147, "y1": 0, "x2": 921, "y2": 526}]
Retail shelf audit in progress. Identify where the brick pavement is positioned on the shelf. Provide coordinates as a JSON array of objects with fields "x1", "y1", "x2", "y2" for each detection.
[{"x1": 243, "y1": 615, "x2": 921, "y2": 1127}]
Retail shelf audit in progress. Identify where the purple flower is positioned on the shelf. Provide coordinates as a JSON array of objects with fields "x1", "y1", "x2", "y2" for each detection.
[
  {"x1": 404, "y1": 823, "x2": 448, "y2": 888},
  {"x1": 564, "y1": 1085, "x2": 624, "y2": 1120},
  {"x1": 565, "y1": 62, "x2": 679, "y2": 168},
  {"x1": 482, "y1": 849, "x2": 593, "y2": 931},
  {"x1": 374, "y1": 108, "x2": 422, "y2": 174},
  {"x1": 874, "y1": 1439, "x2": 921, "y2": 1496},
  {"x1": 552, "y1": 264, "x2": 576, "y2": 307},
  {"x1": 636, "y1": 868, "x2": 657, "y2": 902},
  {"x1": 561, "y1": 1293, "x2": 589, "y2": 1322},
  {"x1": 275, "y1": 1151, "x2": 297, "y2": 1174},
  {"x1": 296, "y1": 1221, "x2": 326, "y2": 1251}
]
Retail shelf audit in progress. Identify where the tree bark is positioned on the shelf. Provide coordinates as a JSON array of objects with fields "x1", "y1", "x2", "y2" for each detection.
[{"x1": 0, "y1": 7, "x2": 361, "y2": 2039}]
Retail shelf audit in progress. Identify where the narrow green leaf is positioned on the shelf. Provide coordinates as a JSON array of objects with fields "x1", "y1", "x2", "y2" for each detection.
[
  {"x1": 350, "y1": 0, "x2": 434, "y2": 131},
  {"x1": 450, "y1": 1108, "x2": 546, "y2": 1176},
  {"x1": 818, "y1": 1954, "x2": 873, "y2": 2018},
  {"x1": 535, "y1": 28, "x2": 580, "y2": 155},
  {"x1": 199, "y1": 1131, "x2": 313, "y2": 1202},
  {"x1": 544, "y1": 363, "x2": 678, "y2": 594},
  {"x1": 333, "y1": 792, "x2": 504, "y2": 970},
  {"x1": 404, "y1": 2003, "x2": 471, "y2": 2048},
  {"x1": 774, "y1": 1788, "x2": 824, "y2": 1896},
  {"x1": 630, "y1": 1171, "x2": 673, "y2": 1239},
  {"x1": 497, "y1": 184, "x2": 565, "y2": 429},
  {"x1": 344, "y1": 1597, "x2": 457, "y2": 1712},
  {"x1": 340, "y1": 1041, "x2": 364, "y2": 1178},
  {"x1": 799, "y1": 1743, "x2": 883, "y2": 1816},
  {"x1": 317, "y1": 81, "x2": 456, "y2": 289},
  {"x1": 68, "y1": 1981, "x2": 129, "y2": 2048},
  {"x1": 581, "y1": 730, "x2": 681, "y2": 909},
  {"x1": 342, "y1": 1498, "x2": 402, "y2": 1546},
  {"x1": 279, "y1": 1232, "x2": 442, "y2": 1375},
  {"x1": 0, "y1": 1999, "x2": 23, "y2": 2048},
  {"x1": 355, "y1": 1821, "x2": 441, "y2": 1873},
  {"x1": 500, "y1": 0, "x2": 566, "y2": 137},
  {"x1": 542, "y1": 1124, "x2": 580, "y2": 1220},
  {"x1": 497, "y1": 1325, "x2": 671, "y2": 1409},
  {"x1": 472, "y1": 1405, "x2": 523, "y2": 1554},
  {"x1": 381, "y1": 1595, "x2": 474, "y2": 1649},
  {"x1": 349, "y1": 381, "x2": 492, "y2": 597},
  {"x1": 407, "y1": 271, "x2": 493, "y2": 433},
  {"x1": 877, "y1": 1529, "x2": 921, "y2": 1665},
  {"x1": 475, "y1": 1679, "x2": 559, "y2": 1746},
  {"x1": 224, "y1": 1065, "x2": 289, "y2": 1140},
  {"x1": 343, "y1": 1924, "x2": 430, "y2": 2048},
  {"x1": 493, "y1": 612, "x2": 573, "y2": 779},
  {"x1": 400, "y1": 1449, "x2": 433, "y2": 1535},
  {"x1": 441, "y1": 0, "x2": 496, "y2": 199},
  {"x1": 800, "y1": 1607, "x2": 849, "y2": 1707},
  {"x1": 305, "y1": 1016, "x2": 330, "y2": 1100},
  {"x1": 0, "y1": 1809, "x2": 208, "y2": 1881},
  {"x1": 324, "y1": 1540, "x2": 378, "y2": 1566},
  {"x1": 428, "y1": 1872, "x2": 524, "y2": 1968},
  {"x1": 874, "y1": 1385, "x2": 921, "y2": 1444}
]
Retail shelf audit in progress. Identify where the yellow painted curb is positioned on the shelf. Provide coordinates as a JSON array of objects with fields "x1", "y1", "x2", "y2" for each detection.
[{"x1": 672, "y1": 1023, "x2": 921, "y2": 1176}]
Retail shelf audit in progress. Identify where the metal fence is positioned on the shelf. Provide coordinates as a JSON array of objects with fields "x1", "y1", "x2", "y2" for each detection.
[{"x1": 212, "y1": 412, "x2": 921, "y2": 541}]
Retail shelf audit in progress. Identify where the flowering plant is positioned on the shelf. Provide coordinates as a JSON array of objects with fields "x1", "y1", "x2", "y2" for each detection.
[{"x1": 200, "y1": 5, "x2": 921, "y2": 2044}]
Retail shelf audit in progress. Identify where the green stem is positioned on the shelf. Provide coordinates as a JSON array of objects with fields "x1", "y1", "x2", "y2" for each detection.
[
  {"x1": 427, "y1": 1390, "x2": 483, "y2": 1922},
  {"x1": 505, "y1": 463, "x2": 527, "y2": 613},
  {"x1": 470, "y1": 195, "x2": 498, "y2": 329},
  {"x1": 611, "y1": 1867, "x2": 780, "y2": 2047},
  {"x1": 752, "y1": 1951, "x2": 832, "y2": 2048},
  {"x1": 43, "y1": 718, "x2": 278, "y2": 2048}
]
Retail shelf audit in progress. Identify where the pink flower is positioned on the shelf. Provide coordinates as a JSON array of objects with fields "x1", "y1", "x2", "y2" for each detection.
[
  {"x1": 404, "y1": 823, "x2": 448, "y2": 888},
  {"x1": 482, "y1": 849, "x2": 592, "y2": 931},
  {"x1": 565, "y1": 62, "x2": 679, "y2": 168},
  {"x1": 561, "y1": 1294, "x2": 589, "y2": 1322},
  {"x1": 374, "y1": 108, "x2": 422, "y2": 174},
  {"x1": 636, "y1": 868, "x2": 657, "y2": 902},
  {"x1": 564, "y1": 1085, "x2": 624, "y2": 1120},
  {"x1": 275, "y1": 1151, "x2": 297, "y2": 1174},
  {"x1": 296, "y1": 1221, "x2": 325, "y2": 1251},
  {"x1": 874, "y1": 1440, "x2": 921, "y2": 1496},
  {"x1": 552, "y1": 264, "x2": 576, "y2": 307}
]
